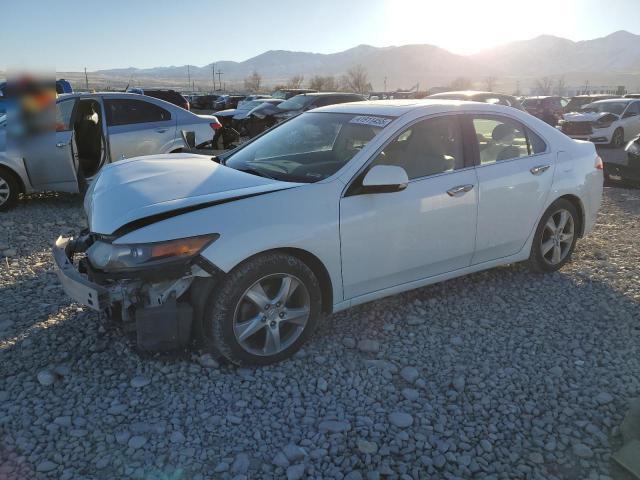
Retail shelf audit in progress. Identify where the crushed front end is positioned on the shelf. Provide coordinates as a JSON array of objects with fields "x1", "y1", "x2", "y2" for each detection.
[{"x1": 53, "y1": 231, "x2": 220, "y2": 352}]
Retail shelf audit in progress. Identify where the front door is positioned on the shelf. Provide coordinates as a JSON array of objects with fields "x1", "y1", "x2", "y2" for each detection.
[
  {"x1": 468, "y1": 114, "x2": 554, "y2": 264},
  {"x1": 340, "y1": 115, "x2": 478, "y2": 299},
  {"x1": 22, "y1": 98, "x2": 79, "y2": 191},
  {"x1": 103, "y1": 97, "x2": 176, "y2": 161}
]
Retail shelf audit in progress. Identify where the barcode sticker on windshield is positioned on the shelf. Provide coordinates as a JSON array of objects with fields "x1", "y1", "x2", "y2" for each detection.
[{"x1": 349, "y1": 116, "x2": 392, "y2": 128}]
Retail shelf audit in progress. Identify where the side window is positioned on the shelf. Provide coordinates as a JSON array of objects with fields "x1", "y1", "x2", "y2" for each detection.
[
  {"x1": 55, "y1": 99, "x2": 76, "y2": 132},
  {"x1": 372, "y1": 115, "x2": 464, "y2": 180},
  {"x1": 526, "y1": 128, "x2": 547, "y2": 154},
  {"x1": 627, "y1": 102, "x2": 640, "y2": 115},
  {"x1": 471, "y1": 116, "x2": 529, "y2": 165},
  {"x1": 104, "y1": 99, "x2": 171, "y2": 126}
]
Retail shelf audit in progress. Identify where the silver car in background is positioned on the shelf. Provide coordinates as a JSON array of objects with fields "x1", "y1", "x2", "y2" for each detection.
[{"x1": 0, "y1": 92, "x2": 221, "y2": 210}]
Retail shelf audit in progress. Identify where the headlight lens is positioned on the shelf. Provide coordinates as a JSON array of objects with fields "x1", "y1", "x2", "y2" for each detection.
[{"x1": 87, "y1": 234, "x2": 219, "y2": 272}]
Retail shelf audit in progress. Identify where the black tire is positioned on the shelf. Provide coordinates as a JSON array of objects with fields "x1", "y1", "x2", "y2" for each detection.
[
  {"x1": 528, "y1": 199, "x2": 579, "y2": 273},
  {"x1": 207, "y1": 253, "x2": 322, "y2": 366},
  {"x1": 0, "y1": 167, "x2": 19, "y2": 211},
  {"x1": 610, "y1": 128, "x2": 624, "y2": 148}
]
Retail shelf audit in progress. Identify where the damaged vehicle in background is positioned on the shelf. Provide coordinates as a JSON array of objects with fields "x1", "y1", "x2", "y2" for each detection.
[
  {"x1": 212, "y1": 98, "x2": 284, "y2": 148},
  {"x1": 427, "y1": 91, "x2": 525, "y2": 110},
  {"x1": 603, "y1": 134, "x2": 640, "y2": 187},
  {"x1": 559, "y1": 98, "x2": 640, "y2": 147},
  {"x1": 0, "y1": 92, "x2": 221, "y2": 210},
  {"x1": 53, "y1": 100, "x2": 602, "y2": 365},
  {"x1": 563, "y1": 94, "x2": 619, "y2": 114}
]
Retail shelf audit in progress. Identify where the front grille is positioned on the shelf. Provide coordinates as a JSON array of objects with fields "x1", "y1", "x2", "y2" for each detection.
[{"x1": 562, "y1": 121, "x2": 592, "y2": 136}]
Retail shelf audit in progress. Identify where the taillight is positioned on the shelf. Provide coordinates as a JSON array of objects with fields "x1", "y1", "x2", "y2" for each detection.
[
  {"x1": 210, "y1": 121, "x2": 222, "y2": 130},
  {"x1": 595, "y1": 155, "x2": 603, "y2": 170},
  {"x1": 185, "y1": 102, "x2": 190, "y2": 111}
]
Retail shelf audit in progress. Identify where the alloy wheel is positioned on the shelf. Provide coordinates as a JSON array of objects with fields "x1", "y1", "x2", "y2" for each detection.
[
  {"x1": 540, "y1": 209, "x2": 575, "y2": 265},
  {"x1": 233, "y1": 273, "x2": 310, "y2": 356},
  {"x1": 612, "y1": 129, "x2": 624, "y2": 148},
  {"x1": 0, "y1": 176, "x2": 10, "y2": 206}
]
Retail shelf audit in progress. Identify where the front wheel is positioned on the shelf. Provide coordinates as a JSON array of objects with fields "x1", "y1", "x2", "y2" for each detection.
[
  {"x1": 528, "y1": 199, "x2": 579, "y2": 273},
  {"x1": 207, "y1": 253, "x2": 322, "y2": 365}
]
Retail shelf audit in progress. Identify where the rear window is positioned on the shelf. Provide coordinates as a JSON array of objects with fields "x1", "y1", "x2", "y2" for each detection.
[
  {"x1": 105, "y1": 99, "x2": 172, "y2": 126},
  {"x1": 144, "y1": 90, "x2": 185, "y2": 105}
]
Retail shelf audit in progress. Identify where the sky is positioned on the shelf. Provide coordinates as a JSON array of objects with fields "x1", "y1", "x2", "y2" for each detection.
[{"x1": 2, "y1": 0, "x2": 640, "y2": 72}]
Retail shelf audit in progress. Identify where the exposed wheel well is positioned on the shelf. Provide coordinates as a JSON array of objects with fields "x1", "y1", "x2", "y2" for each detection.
[
  {"x1": 557, "y1": 194, "x2": 585, "y2": 237},
  {"x1": 0, "y1": 165, "x2": 25, "y2": 194},
  {"x1": 238, "y1": 248, "x2": 334, "y2": 315}
]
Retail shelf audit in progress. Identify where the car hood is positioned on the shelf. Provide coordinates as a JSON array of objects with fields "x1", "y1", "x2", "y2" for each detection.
[
  {"x1": 563, "y1": 111, "x2": 619, "y2": 122},
  {"x1": 85, "y1": 153, "x2": 301, "y2": 235},
  {"x1": 213, "y1": 109, "x2": 238, "y2": 117}
]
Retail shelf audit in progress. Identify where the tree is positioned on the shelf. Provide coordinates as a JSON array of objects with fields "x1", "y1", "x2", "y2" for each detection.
[
  {"x1": 449, "y1": 77, "x2": 472, "y2": 90},
  {"x1": 287, "y1": 74, "x2": 305, "y2": 89},
  {"x1": 341, "y1": 65, "x2": 371, "y2": 94},
  {"x1": 555, "y1": 76, "x2": 567, "y2": 96},
  {"x1": 483, "y1": 76, "x2": 497, "y2": 92},
  {"x1": 309, "y1": 75, "x2": 337, "y2": 91},
  {"x1": 535, "y1": 77, "x2": 553, "y2": 95},
  {"x1": 243, "y1": 71, "x2": 262, "y2": 92}
]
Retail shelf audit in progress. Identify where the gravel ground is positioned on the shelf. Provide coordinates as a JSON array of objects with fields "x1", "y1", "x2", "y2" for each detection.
[{"x1": 0, "y1": 187, "x2": 639, "y2": 480}]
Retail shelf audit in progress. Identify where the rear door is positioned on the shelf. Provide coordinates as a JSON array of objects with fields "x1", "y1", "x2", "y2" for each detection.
[
  {"x1": 467, "y1": 114, "x2": 554, "y2": 264},
  {"x1": 103, "y1": 97, "x2": 177, "y2": 161},
  {"x1": 622, "y1": 102, "x2": 640, "y2": 138},
  {"x1": 22, "y1": 97, "x2": 79, "y2": 191}
]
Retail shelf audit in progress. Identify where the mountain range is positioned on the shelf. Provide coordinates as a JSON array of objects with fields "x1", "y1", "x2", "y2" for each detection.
[{"x1": 84, "y1": 30, "x2": 640, "y2": 92}]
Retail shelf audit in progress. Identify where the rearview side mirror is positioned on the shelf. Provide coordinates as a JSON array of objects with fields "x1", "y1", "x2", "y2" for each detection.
[{"x1": 361, "y1": 165, "x2": 409, "y2": 194}]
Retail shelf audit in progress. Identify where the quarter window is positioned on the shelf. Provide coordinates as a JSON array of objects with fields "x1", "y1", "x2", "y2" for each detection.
[
  {"x1": 471, "y1": 116, "x2": 529, "y2": 165},
  {"x1": 104, "y1": 99, "x2": 171, "y2": 126},
  {"x1": 371, "y1": 115, "x2": 464, "y2": 180}
]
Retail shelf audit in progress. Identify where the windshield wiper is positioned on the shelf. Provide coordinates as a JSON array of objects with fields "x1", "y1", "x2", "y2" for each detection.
[{"x1": 236, "y1": 167, "x2": 276, "y2": 180}]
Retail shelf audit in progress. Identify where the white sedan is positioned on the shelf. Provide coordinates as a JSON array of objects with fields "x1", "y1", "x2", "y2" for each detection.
[
  {"x1": 560, "y1": 98, "x2": 640, "y2": 147},
  {"x1": 53, "y1": 100, "x2": 603, "y2": 365}
]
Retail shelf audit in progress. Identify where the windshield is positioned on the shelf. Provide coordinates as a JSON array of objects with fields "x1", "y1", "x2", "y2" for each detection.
[
  {"x1": 237, "y1": 100, "x2": 262, "y2": 111},
  {"x1": 277, "y1": 95, "x2": 314, "y2": 111},
  {"x1": 224, "y1": 112, "x2": 390, "y2": 183},
  {"x1": 581, "y1": 102, "x2": 627, "y2": 115}
]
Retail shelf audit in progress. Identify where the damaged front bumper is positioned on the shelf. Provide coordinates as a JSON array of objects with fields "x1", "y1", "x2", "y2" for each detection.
[{"x1": 53, "y1": 234, "x2": 217, "y2": 351}]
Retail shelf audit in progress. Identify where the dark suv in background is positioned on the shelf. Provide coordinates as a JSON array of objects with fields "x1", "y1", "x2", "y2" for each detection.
[
  {"x1": 522, "y1": 96, "x2": 566, "y2": 125},
  {"x1": 127, "y1": 88, "x2": 190, "y2": 110},
  {"x1": 564, "y1": 94, "x2": 619, "y2": 113},
  {"x1": 272, "y1": 88, "x2": 318, "y2": 100},
  {"x1": 427, "y1": 91, "x2": 525, "y2": 110}
]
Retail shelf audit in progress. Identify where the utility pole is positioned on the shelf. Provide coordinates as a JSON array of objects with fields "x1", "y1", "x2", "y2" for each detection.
[
  {"x1": 217, "y1": 70, "x2": 224, "y2": 91},
  {"x1": 212, "y1": 63, "x2": 216, "y2": 91},
  {"x1": 84, "y1": 67, "x2": 89, "y2": 91},
  {"x1": 187, "y1": 65, "x2": 191, "y2": 91},
  {"x1": 384, "y1": 76, "x2": 387, "y2": 93}
]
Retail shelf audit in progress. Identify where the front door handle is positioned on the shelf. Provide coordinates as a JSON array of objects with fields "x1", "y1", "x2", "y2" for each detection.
[
  {"x1": 530, "y1": 164, "x2": 551, "y2": 175},
  {"x1": 56, "y1": 142, "x2": 69, "y2": 148},
  {"x1": 155, "y1": 128, "x2": 167, "y2": 133},
  {"x1": 447, "y1": 184, "x2": 474, "y2": 197}
]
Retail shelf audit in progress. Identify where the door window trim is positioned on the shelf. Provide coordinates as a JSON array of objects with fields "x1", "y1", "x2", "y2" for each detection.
[
  {"x1": 463, "y1": 112, "x2": 550, "y2": 168},
  {"x1": 342, "y1": 112, "x2": 471, "y2": 197},
  {"x1": 104, "y1": 98, "x2": 172, "y2": 127}
]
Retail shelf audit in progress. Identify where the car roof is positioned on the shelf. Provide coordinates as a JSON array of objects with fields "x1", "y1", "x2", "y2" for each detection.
[
  {"x1": 431, "y1": 90, "x2": 511, "y2": 97},
  {"x1": 296, "y1": 92, "x2": 363, "y2": 97},
  {"x1": 313, "y1": 99, "x2": 513, "y2": 117}
]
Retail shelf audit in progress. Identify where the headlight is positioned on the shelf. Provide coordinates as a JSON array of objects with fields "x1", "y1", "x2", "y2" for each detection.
[{"x1": 87, "y1": 234, "x2": 219, "y2": 272}]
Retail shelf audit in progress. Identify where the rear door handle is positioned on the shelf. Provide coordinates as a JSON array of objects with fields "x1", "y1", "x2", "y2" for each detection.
[
  {"x1": 56, "y1": 142, "x2": 69, "y2": 148},
  {"x1": 155, "y1": 128, "x2": 167, "y2": 133},
  {"x1": 447, "y1": 184, "x2": 474, "y2": 197},
  {"x1": 530, "y1": 164, "x2": 551, "y2": 175}
]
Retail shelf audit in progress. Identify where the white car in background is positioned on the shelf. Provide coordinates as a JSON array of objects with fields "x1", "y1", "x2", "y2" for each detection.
[
  {"x1": 53, "y1": 100, "x2": 603, "y2": 365},
  {"x1": 560, "y1": 98, "x2": 640, "y2": 147},
  {"x1": 0, "y1": 92, "x2": 221, "y2": 210}
]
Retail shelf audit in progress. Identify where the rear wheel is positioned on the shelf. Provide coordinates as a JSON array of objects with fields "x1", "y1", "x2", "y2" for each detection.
[
  {"x1": 0, "y1": 168, "x2": 19, "y2": 211},
  {"x1": 610, "y1": 128, "x2": 624, "y2": 148},
  {"x1": 207, "y1": 253, "x2": 322, "y2": 365},
  {"x1": 528, "y1": 199, "x2": 578, "y2": 273}
]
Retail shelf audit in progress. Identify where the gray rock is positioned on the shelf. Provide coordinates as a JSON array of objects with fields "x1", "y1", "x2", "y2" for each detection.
[
  {"x1": 37, "y1": 370, "x2": 55, "y2": 386},
  {"x1": 130, "y1": 376, "x2": 150, "y2": 388},
  {"x1": 128, "y1": 435, "x2": 147, "y2": 449},
  {"x1": 342, "y1": 337, "x2": 356, "y2": 348},
  {"x1": 406, "y1": 315, "x2": 425, "y2": 326},
  {"x1": 401, "y1": 388, "x2": 420, "y2": 401},
  {"x1": 451, "y1": 336, "x2": 464, "y2": 346},
  {"x1": 319, "y1": 419, "x2": 351, "y2": 433},
  {"x1": 357, "y1": 339, "x2": 380, "y2": 353},
  {"x1": 232, "y1": 453, "x2": 250, "y2": 474},
  {"x1": 434, "y1": 454, "x2": 447, "y2": 469},
  {"x1": 36, "y1": 460, "x2": 57, "y2": 473},
  {"x1": 452, "y1": 375, "x2": 465, "y2": 393},
  {"x1": 317, "y1": 377, "x2": 328, "y2": 392},
  {"x1": 214, "y1": 462, "x2": 229, "y2": 473},
  {"x1": 283, "y1": 444, "x2": 307, "y2": 462},
  {"x1": 272, "y1": 451, "x2": 290, "y2": 468},
  {"x1": 170, "y1": 431, "x2": 186, "y2": 443},
  {"x1": 595, "y1": 392, "x2": 614, "y2": 405},
  {"x1": 286, "y1": 464, "x2": 305, "y2": 480},
  {"x1": 388, "y1": 412, "x2": 413, "y2": 428},
  {"x1": 400, "y1": 366, "x2": 419, "y2": 383},
  {"x1": 573, "y1": 443, "x2": 594, "y2": 458},
  {"x1": 197, "y1": 353, "x2": 219, "y2": 368},
  {"x1": 357, "y1": 439, "x2": 378, "y2": 454}
]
